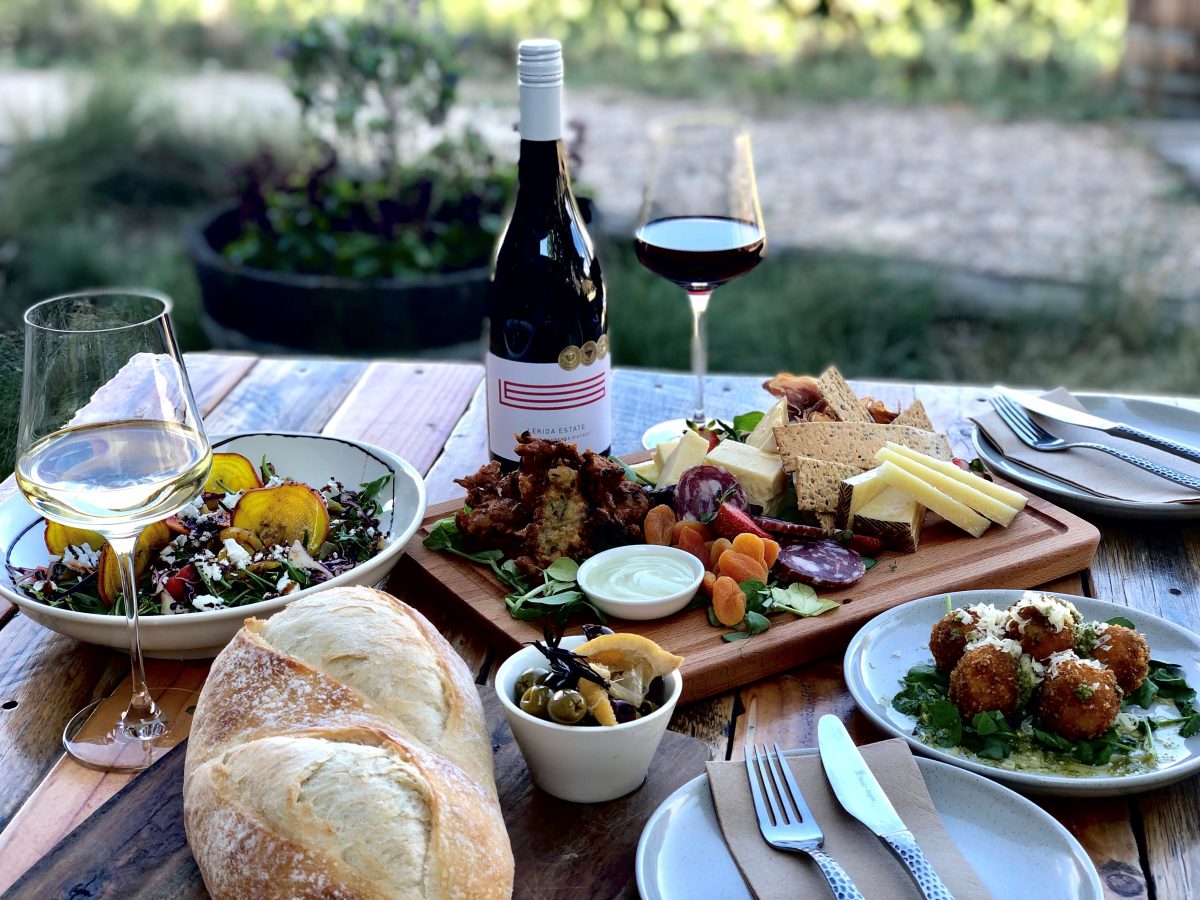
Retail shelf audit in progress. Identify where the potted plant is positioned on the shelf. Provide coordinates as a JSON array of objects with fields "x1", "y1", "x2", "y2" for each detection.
[{"x1": 188, "y1": 15, "x2": 514, "y2": 355}]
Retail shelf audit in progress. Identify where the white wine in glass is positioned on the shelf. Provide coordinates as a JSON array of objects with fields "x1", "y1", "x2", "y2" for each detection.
[
  {"x1": 634, "y1": 120, "x2": 766, "y2": 449},
  {"x1": 16, "y1": 289, "x2": 212, "y2": 771}
]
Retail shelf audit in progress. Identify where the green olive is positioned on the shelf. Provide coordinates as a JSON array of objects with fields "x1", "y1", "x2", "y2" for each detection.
[
  {"x1": 547, "y1": 689, "x2": 587, "y2": 725},
  {"x1": 519, "y1": 684, "x2": 551, "y2": 718},
  {"x1": 514, "y1": 667, "x2": 551, "y2": 700}
]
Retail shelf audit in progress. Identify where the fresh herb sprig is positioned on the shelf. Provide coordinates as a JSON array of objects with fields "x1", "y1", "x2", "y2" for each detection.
[{"x1": 686, "y1": 411, "x2": 765, "y2": 444}]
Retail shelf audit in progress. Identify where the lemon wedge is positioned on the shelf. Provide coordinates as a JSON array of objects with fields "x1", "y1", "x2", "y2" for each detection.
[{"x1": 574, "y1": 633, "x2": 684, "y2": 709}]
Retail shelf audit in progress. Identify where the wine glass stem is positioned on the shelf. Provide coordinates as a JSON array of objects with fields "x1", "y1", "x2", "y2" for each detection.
[
  {"x1": 108, "y1": 534, "x2": 161, "y2": 738},
  {"x1": 688, "y1": 290, "x2": 712, "y2": 422}
]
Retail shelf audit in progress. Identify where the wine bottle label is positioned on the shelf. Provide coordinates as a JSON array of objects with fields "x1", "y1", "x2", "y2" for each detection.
[{"x1": 486, "y1": 351, "x2": 612, "y2": 461}]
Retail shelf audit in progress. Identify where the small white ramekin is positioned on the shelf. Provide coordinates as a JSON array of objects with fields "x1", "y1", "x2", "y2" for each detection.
[
  {"x1": 576, "y1": 545, "x2": 704, "y2": 621},
  {"x1": 495, "y1": 635, "x2": 683, "y2": 803}
]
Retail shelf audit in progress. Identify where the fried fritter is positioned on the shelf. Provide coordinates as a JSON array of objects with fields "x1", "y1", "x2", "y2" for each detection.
[
  {"x1": 949, "y1": 644, "x2": 1021, "y2": 719},
  {"x1": 930, "y1": 609, "x2": 980, "y2": 674},
  {"x1": 1038, "y1": 655, "x2": 1121, "y2": 741},
  {"x1": 1092, "y1": 624, "x2": 1150, "y2": 695}
]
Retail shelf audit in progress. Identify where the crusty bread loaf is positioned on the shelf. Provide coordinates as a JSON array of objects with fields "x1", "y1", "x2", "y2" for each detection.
[{"x1": 184, "y1": 586, "x2": 513, "y2": 899}]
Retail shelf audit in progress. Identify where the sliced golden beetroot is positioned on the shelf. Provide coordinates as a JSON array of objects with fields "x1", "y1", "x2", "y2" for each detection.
[
  {"x1": 97, "y1": 521, "x2": 174, "y2": 608},
  {"x1": 231, "y1": 483, "x2": 329, "y2": 554},
  {"x1": 44, "y1": 522, "x2": 105, "y2": 557},
  {"x1": 203, "y1": 452, "x2": 262, "y2": 495}
]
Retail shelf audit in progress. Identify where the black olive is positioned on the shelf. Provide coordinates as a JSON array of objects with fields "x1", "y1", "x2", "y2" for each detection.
[
  {"x1": 581, "y1": 624, "x2": 615, "y2": 641},
  {"x1": 611, "y1": 700, "x2": 640, "y2": 723}
]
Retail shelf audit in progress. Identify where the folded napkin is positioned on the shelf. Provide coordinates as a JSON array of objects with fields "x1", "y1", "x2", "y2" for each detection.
[
  {"x1": 972, "y1": 388, "x2": 1200, "y2": 504},
  {"x1": 707, "y1": 738, "x2": 990, "y2": 900}
]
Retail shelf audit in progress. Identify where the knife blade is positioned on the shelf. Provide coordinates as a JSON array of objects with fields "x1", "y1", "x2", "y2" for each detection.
[
  {"x1": 995, "y1": 386, "x2": 1200, "y2": 466},
  {"x1": 817, "y1": 715, "x2": 955, "y2": 900}
]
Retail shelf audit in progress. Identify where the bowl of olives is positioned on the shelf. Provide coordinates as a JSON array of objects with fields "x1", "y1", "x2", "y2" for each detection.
[{"x1": 495, "y1": 629, "x2": 684, "y2": 803}]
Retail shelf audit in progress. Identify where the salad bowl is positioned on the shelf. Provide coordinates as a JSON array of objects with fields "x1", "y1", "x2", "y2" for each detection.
[{"x1": 0, "y1": 432, "x2": 427, "y2": 658}]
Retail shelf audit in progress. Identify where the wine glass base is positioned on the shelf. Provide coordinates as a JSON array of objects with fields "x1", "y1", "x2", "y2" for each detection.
[
  {"x1": 63, "y1": 687, "x2": 197, "y2": 773},
  {"x1": 641, "y1": 418, "x2": 692, "y2": 450}
]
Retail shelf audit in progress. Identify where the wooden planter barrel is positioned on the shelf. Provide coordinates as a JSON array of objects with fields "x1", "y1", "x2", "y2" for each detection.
[{"x1": 1125, "y1": 0, "x2": 1200, "y2": 115}]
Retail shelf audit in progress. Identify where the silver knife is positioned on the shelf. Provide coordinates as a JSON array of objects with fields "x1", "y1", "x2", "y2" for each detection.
[
  {"x1": 817, "y1": 715, "x2": 954, "y2": 900},
  {"x1": 995, "y1": 386, "x2": 1200, "y2": 466}
]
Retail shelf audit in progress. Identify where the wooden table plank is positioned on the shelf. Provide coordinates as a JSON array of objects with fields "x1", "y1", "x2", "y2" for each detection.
[{"x1": 204, "y1": 356, "x2": 367, "y2": 434}]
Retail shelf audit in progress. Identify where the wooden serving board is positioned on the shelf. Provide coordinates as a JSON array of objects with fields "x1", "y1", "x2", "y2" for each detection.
[
  {"x1": 401, "y1": 486, "x2": 1101, "y2": 704},
  {"x1": 6, "y1": 689, "x2": 709, "y2": 900}
]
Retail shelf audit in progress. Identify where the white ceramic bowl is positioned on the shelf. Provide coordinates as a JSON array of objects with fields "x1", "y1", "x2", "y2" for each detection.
[
  {"x1": 496, "y1": 635, "x2": 683, "y2": 803},
  {"x1": 576, "y1": 545, "x2": 704, "y2": 621},
  {"x1": 0, "y1": 432, "x2": 426, "y2": 658}
]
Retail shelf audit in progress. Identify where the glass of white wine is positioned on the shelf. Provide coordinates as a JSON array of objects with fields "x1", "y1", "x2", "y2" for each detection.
[{"x1": 16, "y1": 289, "x2": 212, "y2": 771}]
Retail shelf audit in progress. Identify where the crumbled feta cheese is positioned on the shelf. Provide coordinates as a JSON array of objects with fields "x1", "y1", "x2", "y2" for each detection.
[
  {"x1": 32, "y1": 580, "x2": 45, "y2": 593},
  {"x1": 223, "y1": 538, "x2": 252, "y2": 569},
  {"x1": 197, "y1": 560, "x2": 223, "y2": 582},
  {"x1": 266, "y1": 475, "x2": 286, "y2": 488},
  {"x1": 269, "y1": 544, "x2": 290, "y2": 562},
  {"x1": 193, "y1": 594, "x2": 225, "y2": 611},
  {"x1": 276, "y1": 574, "x2": 295, "y2": 593},
  {"x1": 220, "y1": 491, "x2": 244, "y2": 510},
  {"x1": 63, "y1": 542, "x2": 101, "y2": 569}
]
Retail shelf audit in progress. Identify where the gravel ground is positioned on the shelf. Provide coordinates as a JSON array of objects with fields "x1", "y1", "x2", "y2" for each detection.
[{"x1": 3, "y1": 68, "x2": 1200, "y2": 298}]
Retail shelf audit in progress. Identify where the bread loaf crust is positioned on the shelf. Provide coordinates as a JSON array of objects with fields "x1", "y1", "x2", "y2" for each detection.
[{"x1": 184, "y1": 587, "x2": 513, "y2": 899}]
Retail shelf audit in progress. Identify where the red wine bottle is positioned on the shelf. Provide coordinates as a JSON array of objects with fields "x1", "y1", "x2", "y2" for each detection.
[{"x1": 486, "y1": 39, "x2": 611, "y2": 465}]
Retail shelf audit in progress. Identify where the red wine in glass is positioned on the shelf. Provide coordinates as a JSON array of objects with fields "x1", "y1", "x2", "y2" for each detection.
[{"x1": 634, "y1": 216, "x2": 765, "y2": 287}]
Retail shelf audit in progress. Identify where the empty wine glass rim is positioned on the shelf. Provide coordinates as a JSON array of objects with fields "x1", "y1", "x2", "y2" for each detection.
[{"x1": 24, "y1": 288, "x2": 173, "y2": 334}]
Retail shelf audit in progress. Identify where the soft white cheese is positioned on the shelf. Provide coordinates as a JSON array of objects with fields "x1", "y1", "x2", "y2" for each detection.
[
  {"x1": 223, "y1": 538, "x2": 252, "y2": 569},
  {"x1": 193, "y1": 593, "x2": 226, "y2": 611}
]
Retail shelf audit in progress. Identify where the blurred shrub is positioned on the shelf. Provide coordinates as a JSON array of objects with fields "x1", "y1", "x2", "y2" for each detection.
[{"x1": 221, "y1": 16, "x2": 514, "y2": 278}]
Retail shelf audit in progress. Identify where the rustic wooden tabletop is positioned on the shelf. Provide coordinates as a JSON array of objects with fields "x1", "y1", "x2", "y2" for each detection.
[{"x1": 0, "y1": 352, "x2": 1196, "y2": 899}]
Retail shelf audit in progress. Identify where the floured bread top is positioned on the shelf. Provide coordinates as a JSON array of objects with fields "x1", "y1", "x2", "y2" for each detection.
[
  {"x1": 260, "y1": 587, "x2": 451, "y2": 748},
  {"x1": 220, "y1": 736, "x2": 433, "y2": 898}
]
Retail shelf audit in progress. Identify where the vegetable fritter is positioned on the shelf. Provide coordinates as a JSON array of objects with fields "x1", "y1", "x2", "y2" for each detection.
[
  {"x1": 949, "y1": 643, "x2": 1021, "y2": 719},
  {"x1": 1091, "y1": 624, "x2": 1150, "y2": 695},
  {"x1": 929, "y1": 609, "x2": 979, "y2": 674},
  {"x1": 1038, "y1": 654, "x2": 1121, "y2": 741}
]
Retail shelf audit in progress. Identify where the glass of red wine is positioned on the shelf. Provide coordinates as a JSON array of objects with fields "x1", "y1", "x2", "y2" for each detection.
[{"x1": 634, "y1": 120, "x2": 766, "y2": 449}]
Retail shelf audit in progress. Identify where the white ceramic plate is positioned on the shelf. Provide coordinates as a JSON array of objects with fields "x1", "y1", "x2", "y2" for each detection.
[
  {"x1": 844, "y1": 589, "x2": 1200, "y2": 796},
  {"x1": 973, "y1": 393, "x2": 1200, "y2": 519},
  {"x1": 0, "y1": 432, "x2": 426, "y2": 658},
  {"x1": 635, "y1": 748, "x2": 1102, "y2": 900}
]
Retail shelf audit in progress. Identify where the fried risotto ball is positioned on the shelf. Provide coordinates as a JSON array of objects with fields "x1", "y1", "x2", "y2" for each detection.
[
  {"x1": 949, "y1": 644, "x2": 1021, "y2": 720},
  {"x1": 1038, "y1": 656, "x2": 1121, "y2": 741},
  {"x1": 1005, "y1": 603, "x2": 1076, "y2": 661},
  {"x1": 929, "y1": 609, "x2": 980, "y2": 674},
  {"x1": 1091, "y1": 624, "x2": 1150, "y2": 695}
]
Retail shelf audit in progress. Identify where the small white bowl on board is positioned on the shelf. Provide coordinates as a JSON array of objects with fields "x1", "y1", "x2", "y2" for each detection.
[
  {"x1": 577, "y1": 545, "x2": 705, "y2": 621},
  {"x1": 496, "y1": 635, "x2": 683, "y2": 803}
]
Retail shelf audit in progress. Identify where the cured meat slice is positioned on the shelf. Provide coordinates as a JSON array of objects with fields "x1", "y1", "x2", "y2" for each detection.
[
  {"x1": 673, "y1": 465, "x2": 747, "y2": 522},
  {"x1": 775, "y1": 539, "x2": 865, "y2": 587}
]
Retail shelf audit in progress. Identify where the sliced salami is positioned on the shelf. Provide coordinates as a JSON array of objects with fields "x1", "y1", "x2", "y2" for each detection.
[
  {"x1": 673, "y1": 465, "x2": 747, "y2": 521},
  {"x1": 775, "y1": 539, "x2": 866, "y2": 588}
]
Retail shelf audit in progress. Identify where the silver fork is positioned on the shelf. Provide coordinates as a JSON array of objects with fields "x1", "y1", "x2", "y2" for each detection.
[
  {"x1": 990, "y1": 392, "x2": 1200, "y2": 492},
  {"x1": 746, "y1": 742, "x2": 865, "y2": 900}
]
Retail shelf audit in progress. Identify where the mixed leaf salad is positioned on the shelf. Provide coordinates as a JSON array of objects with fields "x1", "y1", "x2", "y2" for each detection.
[{"x1": 8, "y1": 452, "x2": 392, "y2": 616}]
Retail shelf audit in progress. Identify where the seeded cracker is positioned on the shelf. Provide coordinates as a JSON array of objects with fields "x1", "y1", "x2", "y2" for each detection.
[
  {"x1": 775, "y1": 422, "x2": 953, "y2": 470},
  {"x1": 892, "y1": 398, "x2": 934, "y2": 430},
  {"x1": 815, "y1": 366, "x2": 873, "y2": 423},
  {"x1": 789, "y1": 456, "x2": 866, "y2": 512}
]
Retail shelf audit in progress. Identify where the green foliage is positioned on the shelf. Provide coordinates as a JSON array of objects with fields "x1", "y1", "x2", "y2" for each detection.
[
  {"x1": 221, "y1": 15, "x2": 514, "y2": 279},
  {"x1": 0, "y1": 329, "x2": 24, "y2": 479}
]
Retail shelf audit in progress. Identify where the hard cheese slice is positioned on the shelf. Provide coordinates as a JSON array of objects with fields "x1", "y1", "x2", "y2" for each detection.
[
  {"x1": 853, "y1": 485, "x2": 924, "y2": 553},
  {"x1": 653, "y1": 438, "x2": 681, "y2": 471},
  {"x1": 882, "y1": 443, "x2": 1028, "y2": 511},
  {"x1": 630, "y1": 459, "x2": 659, "y2": 484},
  {"x1": 703, "y1": 439, "x2": 785, "y2": 509},
  {"x1": 875, "y1": 447, "x2": 1020, "y2": 526},
  {"x1": 877, "y1": 461, "x2": 991, "y2": 537},
  {"x1": 657, "y1": 429, "x2": 710, "y2": 487},
  {"x1": 835, "y1": 467, "x2": 889, "y2": 528},
  {"x1": 745, "y1": 398, "x2": 788, "y2": 452}
]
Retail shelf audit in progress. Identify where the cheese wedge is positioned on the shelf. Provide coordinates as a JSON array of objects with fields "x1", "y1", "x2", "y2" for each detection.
[
  {"x1": 875, "y1": 448, "x2": 1020, "y2": 527},
  {"x1": 876, "y1": 461, "x2": 991, "y2": 537},
  {"x1": 657, "y1": 429, "x2": 710, "y2": 488},
  {"x1": 630, "y1": 459, "x2": 660, "y2": 484},
  {"x1": 703, "y1": 439, "x2": 785, "y2": 509},
  {"x1": 853, "y1": 486, "x2": 924, "y2": 553},
  {"x1": 652, "y1": 438, "x2": 681, "y2": 471},
  {"x1": 835, "y1": 467, "x2": 889, "y2": 528},
  {"x1": 746, "y1": 398, "x2": 788, "y2": 452},
  {"x1": 881, "y1": 443, "x2": 1028, "y2": 511}
]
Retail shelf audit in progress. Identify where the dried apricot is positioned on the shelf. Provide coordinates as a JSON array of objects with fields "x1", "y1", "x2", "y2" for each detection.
[
  {"x1": 676, "y1": 527, "x2": 708, "y2": 567},
  {"x1": 731, "y1": 533, "x2": 766, "y2": 565},
  {"x1": 709, "y1": 537, "x2": 733, "y2": 570},
  {"x1": 644, "y1": 504, "x2": 676, "y2": 546},
  {"x1": 712, "y1": 575, "x2": 747, "y2": 626},
  {"x1": 672, "y1": 520, "x2": 713, "y2": 543},
  {"x1": 763, "y1": 538, "x2": 780, "y2": 569},
  {"x1": 700, "y1": 571, "x2": 717, "y2": 598},
  {"x1": 718, "y1": 549, "x2": 769, "y2": 585}
]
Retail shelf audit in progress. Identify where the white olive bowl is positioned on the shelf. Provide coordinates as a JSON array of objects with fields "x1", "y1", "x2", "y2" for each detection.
[
  {"x1": 576, "y1": 545, "x2": 704, "y2": 621},
  {"x1": 496, "y1": 635, "x2": 683, "y2": 803},
  {"x1": 0, "y1": 432, "x2": 426, "y2": 658}
]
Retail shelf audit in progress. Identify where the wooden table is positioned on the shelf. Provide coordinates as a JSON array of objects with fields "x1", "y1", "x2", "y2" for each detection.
[{"x1": 0, "y1": 352, "x2": 1197, "y2": 899}]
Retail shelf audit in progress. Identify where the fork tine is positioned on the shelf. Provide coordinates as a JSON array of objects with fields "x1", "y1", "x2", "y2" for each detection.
[
  {"x1": 994, "y1": 392, "x2": 1057, "y2": 443},
  {"x1": 744, "y1": 743, "x2": 773, "y2": 829},
  {"x1": 754, "y1": 743, "x2": 787, "y2": 827},
  {"x1": 990, "y1": 395, "x2": 1038, "y2": 444},
  {"x1": 771, "y1": 741, "x2": 819, "y2": 827},
  {"x1": 762, "y1": 743, "x2": 798, "y2": 825}
]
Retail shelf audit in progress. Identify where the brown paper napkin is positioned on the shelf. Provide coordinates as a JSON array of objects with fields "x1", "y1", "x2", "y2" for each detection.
[
  {"x1": 707, "y1": 738, "x2": 990, "y2": 900},
  {"x1": 972, "y1": 387, "x2": 1200, "y2": 504}
]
